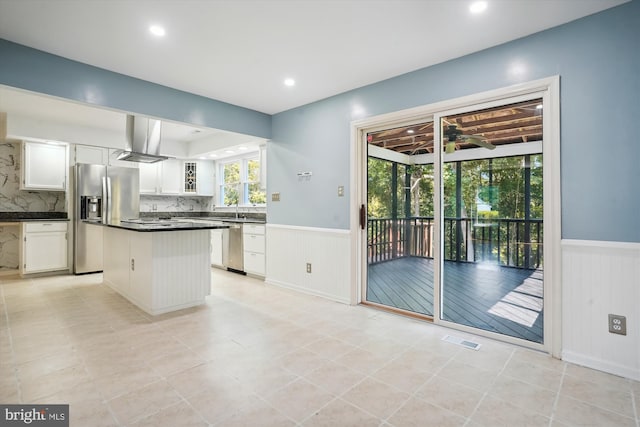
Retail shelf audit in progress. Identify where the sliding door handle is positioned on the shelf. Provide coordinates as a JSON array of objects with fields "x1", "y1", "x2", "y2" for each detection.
[{"x1": 359, "y1": 204, "x2": 366, "y2": 230}]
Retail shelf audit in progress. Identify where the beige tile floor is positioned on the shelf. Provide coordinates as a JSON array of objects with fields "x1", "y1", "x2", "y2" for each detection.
[{"x1": 1, "y1": 269, "x2": 638, "y2": 427}]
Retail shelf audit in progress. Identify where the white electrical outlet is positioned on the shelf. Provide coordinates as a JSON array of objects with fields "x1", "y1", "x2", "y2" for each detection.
[
  {"x1": 338, "y1": 186, "x2": 344, "y2": 197},
  {"x1": 306, "y1": 263, "x2": 312, "y2": 273}
]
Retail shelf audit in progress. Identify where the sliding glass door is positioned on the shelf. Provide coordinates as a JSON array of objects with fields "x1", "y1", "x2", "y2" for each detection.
[
  {"x1": 362, "y1": 93, "x2": 549, "y2": 346},
  {"x1": 366, "y1": 122, "x2": 435, "y2": 317},
  {"x1": 437, "y1": 98, "x2": 544, "y2": 343}
]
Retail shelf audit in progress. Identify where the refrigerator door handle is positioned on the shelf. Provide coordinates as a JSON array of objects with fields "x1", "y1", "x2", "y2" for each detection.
[{"x1": 102, "y1": 176, "x2": 109, "y2": 223}]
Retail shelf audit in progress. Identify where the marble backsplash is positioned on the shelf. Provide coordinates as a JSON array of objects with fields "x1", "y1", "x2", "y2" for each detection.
[
  {"x1": 0, "y1": 142, "x2": 66, "y2": 212},
  {"x1": 140, "y1": 195, "x2": 214, "y2": 213},
  {"x1": 0, "y1": 224, "x2": 20, "y2": 270}
]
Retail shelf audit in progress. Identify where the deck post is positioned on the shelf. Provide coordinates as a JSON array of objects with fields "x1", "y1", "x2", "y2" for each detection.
[
  {"x1": 391, "y1": 162, "x2": 398, "y2": 259},
  {"x1": 455, "y1": 161, "x2": 462, "y2": 262},
  {"x1": 524, "y1": 155, "x2": 532, "y2": 269},
  {"x1": 405, "y1": 166, "x2": 412, "y2": 256}
]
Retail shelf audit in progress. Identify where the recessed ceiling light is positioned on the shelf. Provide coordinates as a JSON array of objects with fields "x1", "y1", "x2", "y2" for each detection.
[
  {"x1": 407, "y1": 129, "x2": 415, "y2": 134},
  {"x1": 149, "y1": 25, "x2": 166, "y2": 37},
  {"x1": 284, "y1": 78, "x2": 295, "y2": 87},
  {"x1": 225, "y1": 150, "x2": 234, "y2": 154},
  {"x1": 238, "y1": 146, "x2": 248, "y2": 150},
  {"x1": 209, "y1": 154, "x2": 218, "y2": 158},
  {"x1": 198, "y1": 157, "x2": 206, "y2": 160},
  {"x1": 469, "y1": 1, "x2": 488, "y2": 14}
]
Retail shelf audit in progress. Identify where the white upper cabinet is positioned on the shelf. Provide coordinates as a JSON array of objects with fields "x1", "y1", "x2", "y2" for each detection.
[
  {"x1": 139, "y1": 158, "x2": 216, "y2": 196},
  {"x1": 75, "y1": 145, "x2": 108, "y2": 165},
  {"x1": 196, "y1": 160, "x2": 214, "y2": 196},
  {"x1": 159, "y1": 158, "x2": 182, "y2": 194},
  {"x1": 21, "y1": 141, "x2": 67, "y2": 191},
  {"x1": 139, "y1": 162, "x2": 160, "y2": 194}
]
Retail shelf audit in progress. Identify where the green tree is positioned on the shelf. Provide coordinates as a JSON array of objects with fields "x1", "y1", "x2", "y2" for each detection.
[
  {"x1": 408, "y1": 164, "x2": 434, "y2": 217},
  {"x1": 247, "y1": 159, "x2": 266, "y2": 204},
  {"x1": 367, "y1": 157, "x2": 394, "y2": 218},
  {"x1": 223, "y1": 162, "x2": 240, "y2": 206}
]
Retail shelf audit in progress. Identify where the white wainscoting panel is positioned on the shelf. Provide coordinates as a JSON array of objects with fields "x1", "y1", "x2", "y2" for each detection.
[
  {"x1": 266, "y1": 224, "x2": 352, "y2": 304},
  {"x1": 103, "y1": 228, "x2": 211, "y2": 315},
  {"x1": 562, "y1": 239, "x2": 640, "y2": 380},
  {"x1": 150, "y1": 230, "x2": 211, "y2": 312}
]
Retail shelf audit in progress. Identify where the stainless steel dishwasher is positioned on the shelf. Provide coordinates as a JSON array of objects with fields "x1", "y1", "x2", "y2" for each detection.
[{"x1": 223, "y1": 223, "x2": 244, "y2": 273}]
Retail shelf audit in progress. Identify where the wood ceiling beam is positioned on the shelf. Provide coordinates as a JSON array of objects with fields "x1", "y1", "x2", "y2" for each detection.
[{"x1": 453, "y1": 111, "x2": 540, "y2": 128}]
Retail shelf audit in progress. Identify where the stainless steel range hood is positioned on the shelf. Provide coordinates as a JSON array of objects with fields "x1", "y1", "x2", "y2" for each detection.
[{"x1": 117, "y1": 115, "x2": 169, "y2": 163}]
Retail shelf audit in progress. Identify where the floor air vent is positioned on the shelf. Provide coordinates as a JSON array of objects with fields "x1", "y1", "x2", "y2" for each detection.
[{"x1": 442, "y1": 335, "x2": 481, "y2": 351}]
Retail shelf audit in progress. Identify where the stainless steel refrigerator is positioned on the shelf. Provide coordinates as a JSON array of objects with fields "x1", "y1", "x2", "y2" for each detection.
[{"x1": 74, "y1": 163, "x2": 140, "y2": 274}]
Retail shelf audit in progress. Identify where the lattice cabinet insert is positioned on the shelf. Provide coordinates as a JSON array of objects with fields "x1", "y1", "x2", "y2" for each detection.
[{"x1": 184, "y1": 162, "x2": 197, "y2": 193}]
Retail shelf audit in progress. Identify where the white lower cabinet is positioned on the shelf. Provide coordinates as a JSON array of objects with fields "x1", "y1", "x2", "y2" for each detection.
[
  {"x1": 243, "y1": 224, "x2": 265, "y2": 277},
  {"x1": 210, "y1": 229, "x2": 224, "y2": 267},
  {"x1": 23, "y1": 222, "x2": 68, "y2": 274}
]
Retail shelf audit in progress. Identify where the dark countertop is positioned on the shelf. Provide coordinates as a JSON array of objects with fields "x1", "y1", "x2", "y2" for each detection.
[
  {"x1": 0, "y1": 218, "x2": 70, "y2": 223},
  {"x1": 172, "y1": 216, "x2": 266, "y2": 224},
  {"x1": 140, "y1": 212, "x2": 266, "y2": 224},
  {"x1": 83, "y1": 219, "x2": 231, "y2": 232},
  {"x1": 0, "y1": 212, "x2": 68, "y2": 222}
]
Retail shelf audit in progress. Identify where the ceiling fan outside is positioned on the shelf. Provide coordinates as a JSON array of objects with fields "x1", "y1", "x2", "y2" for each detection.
[{"x1": 443, "y1": 123, "x2": 495, "y2": 154}]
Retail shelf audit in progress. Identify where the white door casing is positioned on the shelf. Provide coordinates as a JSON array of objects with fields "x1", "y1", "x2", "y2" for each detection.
[{"x1": 350, "y1": 76, "x2": 561, "y2": 356}]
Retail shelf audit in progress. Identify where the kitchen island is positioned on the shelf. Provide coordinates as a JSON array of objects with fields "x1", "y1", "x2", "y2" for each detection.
[{"x1": 87, "y1": 220, "x2": 229, "y2": 315}]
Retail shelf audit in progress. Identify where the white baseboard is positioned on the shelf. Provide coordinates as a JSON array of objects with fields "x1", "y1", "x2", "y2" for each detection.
[
  {"x1": 562, "y1": 350, "x2": 640, "y2": 381},
  {"x1": 265, "y1": 278, "x2": 351, "y2": 305}
]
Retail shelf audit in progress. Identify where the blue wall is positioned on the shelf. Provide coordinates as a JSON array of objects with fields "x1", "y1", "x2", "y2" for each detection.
[
  {"x1": 0, "y1": 2, "x2": 638, "y2": 242},
  {"x1": 269, "y1": 1, "x2": 640, "y2": 243},
  {"x1": 0, "y1": 39, "x2": 271, "y2": 139}
]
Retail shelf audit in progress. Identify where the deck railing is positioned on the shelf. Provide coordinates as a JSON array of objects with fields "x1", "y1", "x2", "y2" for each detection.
[{"x1": 368, "y1": 217, "x2": 543, "y2": 269}]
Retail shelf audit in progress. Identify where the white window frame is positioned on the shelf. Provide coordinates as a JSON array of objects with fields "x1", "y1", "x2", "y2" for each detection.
[{"x1": 217, "y1": 152, "x2": 265, "y2": 207}]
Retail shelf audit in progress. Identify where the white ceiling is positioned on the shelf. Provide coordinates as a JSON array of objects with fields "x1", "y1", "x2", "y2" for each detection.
[
  {"x1": 0, "y1": 85, "x2": 264, "y2": 159},
  {"x1": 0, "y1": 0, "x2": 627, "y2": 157}
]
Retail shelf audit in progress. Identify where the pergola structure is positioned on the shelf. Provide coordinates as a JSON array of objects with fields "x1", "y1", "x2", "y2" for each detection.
[{"x1": 367, "y1": 99, "x2": 543, "y2": 155}]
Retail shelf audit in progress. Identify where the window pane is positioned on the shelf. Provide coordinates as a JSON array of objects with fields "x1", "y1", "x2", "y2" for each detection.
[
  {"x1": 224, "y1": 184, "x2": 239, "y2": 206},
  {"x1": 367, "y1": 157, "x2": 394, "y2": 218},
  {"x1": 247, "y1": 159, "x2": 260, "y2": 182},
  {"x1": 409, "y1": 164, "x2": 434, "y2": 217},
  {"x1": 248, "y1": 183, "x2": 266, "y2": 204},
  {"x1": 224, "y1": 162, "x2": 240, "y2": 184}
]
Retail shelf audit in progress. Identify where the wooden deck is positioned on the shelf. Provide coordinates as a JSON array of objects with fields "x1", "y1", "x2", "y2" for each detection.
[{"x1": 367, "y1": 257, "x2": 543, "y2": 343}]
